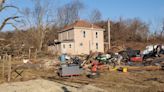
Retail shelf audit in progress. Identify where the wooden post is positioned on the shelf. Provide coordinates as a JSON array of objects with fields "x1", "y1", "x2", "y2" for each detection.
[
  {"x1": 29, "y1": 48, "x2": 31, "y2": 59},
  {"x1": 35, "y1": 48, "x2": 37, "y2": 60},
  {"x1": 108, "y1": 20, "x2": 111, "y2": 50},
  {"x1": 2, "y1": 56, "x2": 4, "y2": 79},
  {"x1": 7, "y1": 55, "x2": 11, "y2": 82}
]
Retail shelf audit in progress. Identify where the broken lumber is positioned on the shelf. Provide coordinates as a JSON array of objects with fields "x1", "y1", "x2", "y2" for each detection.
[{"x1": 127, "y1": 66, "x2": 161, "y2": 71}]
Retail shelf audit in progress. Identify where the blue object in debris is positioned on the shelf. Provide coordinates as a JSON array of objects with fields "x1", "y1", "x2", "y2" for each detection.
[{"x1": 60, "y1": 54, "x2": 66, "y2": 62}]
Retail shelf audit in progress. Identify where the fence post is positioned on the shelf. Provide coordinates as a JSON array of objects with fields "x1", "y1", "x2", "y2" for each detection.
[
  {"x1": 29, "y1": 48, "x2": 31, "y2": 59},
  {"x1": 2, "y1": 56, "x2": 4, "y2": 79},
  {"x1": 35, "y1": 48, "x2": 37, "y2": 60},
  {"x1": 7, "y1": 55, "x2": 11, "y2": 82}
]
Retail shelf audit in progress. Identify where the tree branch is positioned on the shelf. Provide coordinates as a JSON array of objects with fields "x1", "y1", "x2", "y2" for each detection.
[
  {"x1": 0, "y1": 0, "x2": 19, "y2": 12},
  {"x1": 0, "y1": 5, "x2": 19, "y2": 12},
  {"x1": 0, "y1": 16, "x2": 19, "y2": 31},
  {"x1": 6, "y1": 22, "x2": 18, "y2": 31}
]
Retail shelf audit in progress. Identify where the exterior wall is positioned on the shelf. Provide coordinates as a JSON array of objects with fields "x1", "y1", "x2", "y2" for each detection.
[
  {"x1": 74, "y1": 28, "x2": 91, "y2": 54},
  {"x1": 61, "y1": 42, "x2": 75, "y2": 54},
  {"x1": 74, "y1": 28, "x2": 104, "y2": 55},
  {"x1": 91, "y1": 31, "x2": 104, "y2": 52},
  {"x1": 58, "y1": 28, "x2": 104, "y2": 55}
]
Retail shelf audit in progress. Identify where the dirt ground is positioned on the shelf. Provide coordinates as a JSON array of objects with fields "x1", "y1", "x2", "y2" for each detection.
[
  {"x1": 96, "y1": 70, "x2": 164, "y2": 92},
  {"x1": 0, "y1": 67, "x2": 164, "y2": 92},
  {"x1": 0, "y1": 79, "x2": 105, "y2": 92},
  {"x1": 0, "y1": 56, "x2": 164, "y2": 92}
]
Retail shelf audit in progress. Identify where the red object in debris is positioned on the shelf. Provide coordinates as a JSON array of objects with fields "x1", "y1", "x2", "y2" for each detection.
[
  {"x1": 91, "y1": 61, "x2": 99, "y2": 72},
  {"x1": 92, "y1": 61, "x2": 99, "y2": 65},
  {"x1": 130, "y1": 57, "x2": 143, "y2": 62},
  {"x1": 91, "y1": 65, "x2": 98, "y2": 72}
]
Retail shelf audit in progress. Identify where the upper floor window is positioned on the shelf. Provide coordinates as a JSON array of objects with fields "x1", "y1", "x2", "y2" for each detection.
[
  {"x1": 96, "y1": 32, "x2": 98, "y2": 38},
  {"x1": 69, "y1": 44, "x2": 72, "y2": 48},
  {"x1": 96, "y1": 43, "x2": 98, "y2": 50},
  {"x1": 83, "y1": 31, "x2": 86, "y2": 38}
]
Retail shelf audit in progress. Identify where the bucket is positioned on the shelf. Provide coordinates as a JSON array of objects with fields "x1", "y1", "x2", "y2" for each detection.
[{"x1": 123, "y1": 67, "x2": 128, "y2": 73}]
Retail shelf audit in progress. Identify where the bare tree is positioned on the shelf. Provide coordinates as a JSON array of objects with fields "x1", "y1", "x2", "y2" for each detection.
[
  {"x1": 148, "y1": 18, "x2": 164, "y2": 41},
  {"x1": 127, "y1": 18, "x2": 149, "y2": 41},
  {"x1": 159, "y1": 20, "x2": 164, "y2": 39},
  {"x1": 20, "y1": 0, "x2": 56, "y2": 51},
  {"x1": 96, "y1": 18, "x2": 149, "y2": 42},
  {"x1": 57, "y1": 0, "x2": 84, "y2": 27},
  {"x1": 89, "y1": 9, "x2": 102, "y2": 23},
  {"x1": 0, "y1": 0, "x2": 20, "y2": 31}
]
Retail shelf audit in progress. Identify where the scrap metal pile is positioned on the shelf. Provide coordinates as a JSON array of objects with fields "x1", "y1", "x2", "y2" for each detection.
[{"x1": 57, "y1": 44, "x2": 164, "y2": 78}]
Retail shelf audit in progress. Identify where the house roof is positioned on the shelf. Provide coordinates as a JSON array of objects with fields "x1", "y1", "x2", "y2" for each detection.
[{"x1": 60, "y1": 20, "x2": 103, "y2": 32}]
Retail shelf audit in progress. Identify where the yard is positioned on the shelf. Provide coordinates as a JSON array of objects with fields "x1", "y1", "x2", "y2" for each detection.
[{"x1": 0, "y1": 56, "x2": 164, "y2": 92}]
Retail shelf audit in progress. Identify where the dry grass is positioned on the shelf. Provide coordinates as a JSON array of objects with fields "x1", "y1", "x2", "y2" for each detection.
[
  {"x1": 0, "y1": 57, "x2": 164, "y2": 92},
  {"x1": 94, "y1": 70, "x2": 164, "y2": 92}
]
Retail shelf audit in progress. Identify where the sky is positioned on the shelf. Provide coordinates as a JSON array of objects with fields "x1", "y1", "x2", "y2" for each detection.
[{"x1": 0, "y1": 0, "x2": 164, "y2": 32}]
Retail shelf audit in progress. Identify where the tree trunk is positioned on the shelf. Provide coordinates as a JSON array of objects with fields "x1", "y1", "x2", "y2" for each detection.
[{"x1": 38, "y1": 28, "x2": 45, "y2": 52}]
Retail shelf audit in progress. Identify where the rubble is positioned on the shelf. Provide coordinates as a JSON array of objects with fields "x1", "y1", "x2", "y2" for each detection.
[{"x1": 1, "y1": 43, "x2": 164, "y2": 92}]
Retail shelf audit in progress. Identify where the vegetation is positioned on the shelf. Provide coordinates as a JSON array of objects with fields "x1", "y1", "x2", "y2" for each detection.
[{"x1": 0, "y1": 0, "x2": 164, "y2": 55}]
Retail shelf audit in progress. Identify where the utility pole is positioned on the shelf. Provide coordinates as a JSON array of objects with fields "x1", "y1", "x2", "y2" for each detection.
[
  {"x1": 160, "y1": 21, "x2": 164, "y2": 39},
  {"x1": 108, "y1": 20, "x2": 111, "y2": 50},
  {"x1": 162, "y1": 21, "x2": 164, "y2": 35}
]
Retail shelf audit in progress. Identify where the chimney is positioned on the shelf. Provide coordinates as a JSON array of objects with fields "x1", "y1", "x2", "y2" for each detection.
[{"x1": 108, "y1": 20, "x2": 111, "y2": 50}]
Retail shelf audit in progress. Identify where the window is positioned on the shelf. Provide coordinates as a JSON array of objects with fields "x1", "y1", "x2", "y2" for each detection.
[
  {"x1": 96, "y1": 43, "x2": 98, "y2": 50},
  {"x1": 83, "y1": 31, "x2": 86, "y2": 38},
  {"x1": 69, "y1": 44, "x2": 72, "y2": 48},
  {"x1": 80, "y1": 43, "x2": 83, "y2": 46},
  {"x1": 63, "y1": 44, "x2": 65, "y2": 48},
  {"x1": 96, "y1": 32, "x2": 98, "y2": 38}
]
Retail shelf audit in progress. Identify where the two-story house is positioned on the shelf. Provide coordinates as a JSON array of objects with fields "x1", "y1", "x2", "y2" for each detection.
[{"x1": 58, "y1": 20, "x2": 105, "y2": 55}]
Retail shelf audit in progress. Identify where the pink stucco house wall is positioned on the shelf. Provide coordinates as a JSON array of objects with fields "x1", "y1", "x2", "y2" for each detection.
[{"x1": 58, "y1": 20, "x2": 105, "y2": 55}]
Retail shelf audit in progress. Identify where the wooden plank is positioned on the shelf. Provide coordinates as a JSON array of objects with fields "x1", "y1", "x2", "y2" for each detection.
[
  {"x1": 127, "y1": 66, "x2": 161, "y2": 71},
  {"x1": 14, "y1": 70, "x2": 24, "y2": 79}
]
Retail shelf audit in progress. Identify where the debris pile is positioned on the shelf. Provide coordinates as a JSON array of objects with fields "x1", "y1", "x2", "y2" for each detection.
[{"x1": 56, "y1": 44, "x2": 164, "y2": 78}]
